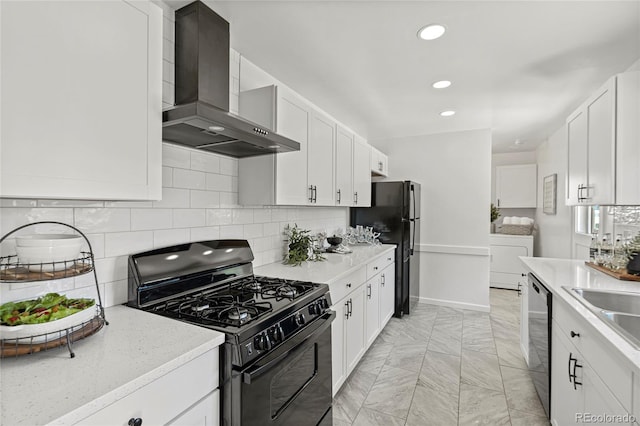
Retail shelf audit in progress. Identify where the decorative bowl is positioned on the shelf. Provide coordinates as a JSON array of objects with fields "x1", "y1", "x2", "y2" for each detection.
[{"x1": 327, "y1": 236, "x2": 343, "y2": 246}]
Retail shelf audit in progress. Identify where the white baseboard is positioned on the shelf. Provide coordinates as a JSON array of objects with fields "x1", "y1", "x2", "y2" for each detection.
[{"x1": 414, "y1": 296, "x2": 490, "y2": 312}]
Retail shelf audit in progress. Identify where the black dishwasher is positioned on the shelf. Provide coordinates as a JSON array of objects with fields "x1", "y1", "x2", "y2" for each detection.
[{"x1": 528, "y1": 272, "x2": 552, "y2": 419}]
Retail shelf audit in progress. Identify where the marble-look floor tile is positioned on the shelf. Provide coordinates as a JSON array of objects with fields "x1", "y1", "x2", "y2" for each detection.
[
  {"x1": 384, "y1": 342, "x2": 428, "y2": 372},
  {"x1": 459, "y1": 382, "x2": 511, "y2": 425},
  {"x1": 355, "y1": 341, "x2": 393, "y2": 376},
  {"x1": 495, "y1": 336, "x2": 528, "y2": 369},
  {"x1": 501, "y1": 365, "x2": 546, "y2": 416},
  {"x1": 509, "y1": 408, "x2": 550, "y2": 426},
  {"x1": 463, "y1": 325, "x2": 497, "y2": 354},
  {"x1": 363, "y1": 365, "x2": 418, "y2": 419},
  {"x1": 461, "y1": 349, "x2": 504, "y2": 391},
  {"x1": 335, "y1": 369, "x2": 378, "y2": 421},
  {"x1": 406, "y1": 379, "x2": 458, "y2": 426},
  {"x1": 427, "y1": 328, "x2": 462, "y2": 356},
  {"x1": 351, "y1": 408, "x2": 405, "y2": 426},
  {"x1": 491, "y1": 317, "x2": 520, "y2": 341},
  {"x1": 332, "y1": 399, "x2": 354, "y2": 425},
  {"x1": 419, "y1": 350, "x2": 460, "y2": 396}
]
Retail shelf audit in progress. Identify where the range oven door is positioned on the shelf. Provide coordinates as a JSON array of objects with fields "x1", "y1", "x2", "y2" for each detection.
[{"x1": 231, "y1": 311, "x2": 335, "y2": 426}]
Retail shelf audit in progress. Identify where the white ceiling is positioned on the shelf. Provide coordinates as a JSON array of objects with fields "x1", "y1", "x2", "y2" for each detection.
[{"x1": 198, "y1": 1, "x2": 640, "y2": 153}]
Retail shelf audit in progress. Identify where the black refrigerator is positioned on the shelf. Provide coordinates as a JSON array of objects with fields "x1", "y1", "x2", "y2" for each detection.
[{"x1": 350, "y1": 181, "x2": 420, "y2": 318}]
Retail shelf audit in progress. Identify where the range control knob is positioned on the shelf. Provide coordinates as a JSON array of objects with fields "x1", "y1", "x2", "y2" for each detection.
[
  {"x1": 270, "y1": 324, "x2": 285, "y2": 344},
  {"x1": 308, "y1": 303, "x2": 319, "y2": 315},
  {"x1": 320, "y1": 298, "x2": 329, "y2": 309},
  {"x1": 254, "y1": 333, "x2": 272, "y2": 351},
  {"x1": 294, "y1": 312, "x2": 306, "y2": 326}
]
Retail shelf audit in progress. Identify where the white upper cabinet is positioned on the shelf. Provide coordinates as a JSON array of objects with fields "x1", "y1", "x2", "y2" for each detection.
[
  {"x1": 353, "y1": 135, "x2": 372, "y2": 207},
  {"x1": 370, "y1": 146, "x2": 389, "y2": 177},
  {"x1": 238, "y1": 85, "x2": 311, "y2": 205},
  {"x1": 566, "y1": 72, "x2": 639, "y2": 206},
  {"x1": 335, "y1": 125, "x2": 354, "y2": 206},
  {"x1": 495, "y1": 164, "x2": 537, "y2": 208},
  {"x1": 308, "y1": 110, "x2": 336, "y2": 205},
  {"x1": 615, "y1": 71, "x2": 640, "y2": 205},
  {"x1": 0, "y1": 1, "x2": 162, "y2": 200}
]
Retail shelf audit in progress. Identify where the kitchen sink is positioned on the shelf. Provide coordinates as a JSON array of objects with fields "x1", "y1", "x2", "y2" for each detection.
[
  {"x1": 565, "y1": 287, "x2": 640, "y2": 349},
  {"x1": 571, "y1": 288, "x2": 640, "y2": 316}
]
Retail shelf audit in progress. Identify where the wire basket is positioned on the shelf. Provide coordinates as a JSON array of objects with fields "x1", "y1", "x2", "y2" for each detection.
[{"x1": 499, "y1": 224, "x2": 534, "y2": 235}]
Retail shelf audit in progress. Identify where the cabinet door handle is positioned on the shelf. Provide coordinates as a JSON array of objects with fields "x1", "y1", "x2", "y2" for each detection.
[
  {"x1": 337, "y1": 189, "x2": 341, "y2": 204},
  {"x1": 573, "y1": 359, "x2": 583, "y2": 389},
  {"x1": 346, "y1": 283, "x2": 351, "y2": 288},
  {"x1": 348, "y1": 299, "x2": 353, "y2": 316},
  {"x1": 497, "y1": 198, "x2": 500, "y2": 207},
  {"x1": 128, "y1": 419, "x2": 143, "y2": 426},
  {"x1": 313, "y1": 185, "x2": 317, "y2": 203},
  {"x1": 309, "y1": 185, "x2": 314, "y2": 202},
  {"x1": 381, "y1": 273, "x2": 385, "y2": 286},
  {"x1": 354, "y1": 192, "x2": 358, "y2": 204},
  {"x1": 345, "y1": 301, "x2": 350, "y2": 319},
  {"x1": 568, "y1": 352, "x2": 575, "y2": 384},
  {"x1": 367, "y1": 283, "x2": 372, "y2": 299},
  {"x1": 517, "y1": 282, "x2": 522, "y2": 296}
]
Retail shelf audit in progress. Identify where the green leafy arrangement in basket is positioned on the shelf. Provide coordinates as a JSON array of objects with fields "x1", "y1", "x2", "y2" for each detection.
[{"x1": 283, "y1": 224, "x2": 325, "y2": 266}]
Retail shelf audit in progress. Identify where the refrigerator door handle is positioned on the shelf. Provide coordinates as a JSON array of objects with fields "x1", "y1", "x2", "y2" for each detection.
[{"x1": 410, "y1": 185, "x2": 417, "y2": 255}]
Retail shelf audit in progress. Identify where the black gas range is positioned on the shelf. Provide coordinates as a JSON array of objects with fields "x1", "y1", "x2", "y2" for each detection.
[{"x1": 127, "y1": 240, "x2": 334, "y2": 426}]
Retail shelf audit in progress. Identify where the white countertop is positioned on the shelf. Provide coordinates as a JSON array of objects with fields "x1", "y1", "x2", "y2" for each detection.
[
  {"x1": 520, "y1": 257, "x2": 640, "y2": 371},
  {"x1": 255, "y1": 244, "x2": 396, "y2": 284},
  {"x1": 1, "y1": 305, "x2": 225, "y2": 426}
]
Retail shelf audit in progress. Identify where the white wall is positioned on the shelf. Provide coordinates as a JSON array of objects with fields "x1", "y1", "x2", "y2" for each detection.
[
  {"x1": 534, "y1": 126, "x2": 572, "y2": 258},
  {"x1": 373, "y1": 129, "x2": 492, "y2": 311}
]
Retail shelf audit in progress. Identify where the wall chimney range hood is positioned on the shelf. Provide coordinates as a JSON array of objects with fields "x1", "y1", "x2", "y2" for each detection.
[{"x1": 162, "y1": 1, "x2": 300, "y2": 158}]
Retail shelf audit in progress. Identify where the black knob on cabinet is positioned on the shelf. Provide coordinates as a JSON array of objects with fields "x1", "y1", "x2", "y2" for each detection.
[
  {"x1": 571, "y1": 331, "x2": 580, "y2": 338},
  {"x1": 128, "y1": 418, "x2": 142, "y2": 426}
]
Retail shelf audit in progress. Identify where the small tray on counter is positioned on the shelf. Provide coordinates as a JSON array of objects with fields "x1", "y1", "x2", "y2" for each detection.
[{"x1": 585, "y1": 261, "x2": 640, "y2": 282}]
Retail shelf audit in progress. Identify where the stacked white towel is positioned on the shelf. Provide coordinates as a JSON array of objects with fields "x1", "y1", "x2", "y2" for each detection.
[{"x1": 502, "y1": 216, "x2": 534, "y2": 225}]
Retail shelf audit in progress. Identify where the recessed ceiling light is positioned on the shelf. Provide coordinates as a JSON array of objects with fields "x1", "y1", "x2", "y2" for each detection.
[
  {"x1": 432, "y1": 80, "x2": 451, "y2": 89},
  {"x1": 440, "y1": 110, "x2": 456, "y2": 117},
  {"x1": 417, "y1": 24, "x2": 446, "y2": 41}
]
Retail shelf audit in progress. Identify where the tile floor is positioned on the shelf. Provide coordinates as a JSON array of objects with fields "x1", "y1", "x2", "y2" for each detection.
[{"x1": 333, "y1": 288, "x2": 550, "y2": 426}]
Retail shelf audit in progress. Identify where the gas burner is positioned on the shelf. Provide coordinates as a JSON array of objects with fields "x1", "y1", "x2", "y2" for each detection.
[
  {"x1": 276, "y1": 285, "x2": 297, "y2": 299},
  {"x1": 225, "y1": 307, "x2": 250, "y2": 321},
  {"x1": 243, "y1": 281, "x2": 261, "y2": 291}
]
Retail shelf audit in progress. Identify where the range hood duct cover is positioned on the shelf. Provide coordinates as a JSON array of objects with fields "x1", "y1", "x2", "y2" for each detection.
[{"x1": 162, "y1": 1, "x2": 300, "y2": 158}]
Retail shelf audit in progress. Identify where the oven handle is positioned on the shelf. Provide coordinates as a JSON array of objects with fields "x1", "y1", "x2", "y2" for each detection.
[{"x1": 242, "y1": 310, "x2": 336, "y2": 384}]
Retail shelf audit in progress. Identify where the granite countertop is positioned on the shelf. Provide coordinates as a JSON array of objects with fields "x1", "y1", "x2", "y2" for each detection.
[
  {"x1": 255, "y1": 244, "x2": 396, "y2": 284},
  {"x1": 520, "y1": 257, "x2": 640, "y2": 371},
  {"x1": 1, "y1": 305, "x2": 225, "y2": 426}
]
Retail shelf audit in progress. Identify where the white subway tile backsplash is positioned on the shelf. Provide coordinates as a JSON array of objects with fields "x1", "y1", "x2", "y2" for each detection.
[
  {"x1": 190, "y1": 226, "x2": 220, "y2": 241},
  {"x1": 1, "y1": 208, "x2": 73, "y2": 237},
  {"x1": 163, "y1": 144, "x2": 191, "y2": 169},
  {"x1": 233, "y1": 209, "x2": 254, "y2": 225},
  {"x1": 104, "y1": 201, "x2": 153, "y2": 208},
  {"x1": 154, "y1": 228, "x2": 191, "y2": 248},
  {"x1": 191, "y1": 190, "x2": 221, "y2": 209},
  {"x1": 85, "y1": 233, "x2": 105, "y2": 259},
  {"x1": 191, "y1": 151, "x2": 221, "y2": 173},
  {"x1": 162, "y1": 15, "x2": 175, "y2": 42},
  {"x1": 131, "y1": 209, "x2": 172, "y2": 231},
  {"x1": 162, "y1": 38, "x2": 175, "y2": 63},
  {"x1": 220, "y1": 157, "x2": 238, "y2": 176},
  {"x1": 263, "y1": 222, "x2": 280, "y2": 236},
  {"x1": 206, "y1": 173, "x2": 233, "y2": 192},
  {"x1": 0, "y1": 199, "x2": 37, "y2": 208},
  {"x1": 162, "y1": 59, "x2": 175, "y2": 84},
  {"x1": 271, "y1": 208, "x2": 288, "y2": 222},
  {"x1": 162, "y1": 166, "x2": 173, "y2": 187},
  {"x1": 244, "y1": 223, "x2": 264, "y2": 239},
  {"x1": 95, "y1": 256, "x2": 130, "y2": 283},
  {"x1": 105, "y1": 231, "x2": 153, "y2": 258},
  {"x1": 103, "y1": 279, "x2": 128, "y2": 307},
  {"x1": 220, "y1": 192, "x2": 239, "y2": 207},
  {"x1": 152, "y1": 187, "x2": 190, "y2": 208},
  {"x1": 75, "y1": 208, "x2": 130, "y2": 233},
  {"x1": 206, "y1": 208, "x2": 233, "y2": 226},
  {"x1": 254, "y1": 208, "x2": 272, "y2": 224},
  {"x1": 173, "y1": 168, "x2": 206, "y2": 190},
  {"x1": 173, "y1": 209, "x2": 206, "y2": 228},
  {"x1": 162, "y1": 81, "x2": 175, "y2": 106},
  {"x1": 219, "y1": 224, "x2": 244, "y2": 239}
]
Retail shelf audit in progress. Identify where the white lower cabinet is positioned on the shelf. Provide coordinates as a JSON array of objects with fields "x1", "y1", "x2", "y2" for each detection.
[
  {"x1": 330, "y1": 251, "x2": 395, "y2": 395},
  {"x1": 550, "y1": 299, "x2": 633, "y2": 426},
  {"x1": 79, "y1": 349, "x2": 219, "y2": 425},
  {"x1": 364, "y1": 277, "x2": 380, "y2": 348}
]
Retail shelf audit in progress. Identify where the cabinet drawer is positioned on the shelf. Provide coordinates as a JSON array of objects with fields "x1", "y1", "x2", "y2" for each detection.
[
  {"x1": 554, "y1": 299, "x2": 632, "y2": 410},
  {"x1": 490, "y1": 272, "x2": 522, "y2": 287},
  {"x1": 79, "y1": 349, "x2": 219, "y2": 425},
  {"x1": 367, "y1": 252, "x2": 394, "y2": 280},
  {"x1": 330, "y1": 267, "x2": 366, "y2": 302}
]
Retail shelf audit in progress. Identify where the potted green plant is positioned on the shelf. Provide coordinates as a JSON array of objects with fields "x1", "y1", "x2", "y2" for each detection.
[
  {"x1": 626, "y1": 233, "x2": 640, "y2": 275},
  {"x1": 283, "y1": 224, "x2": 325, "y2": 266},
  {"x1": 490, "y1": 203, "x2": 501, "y2": 233}
]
